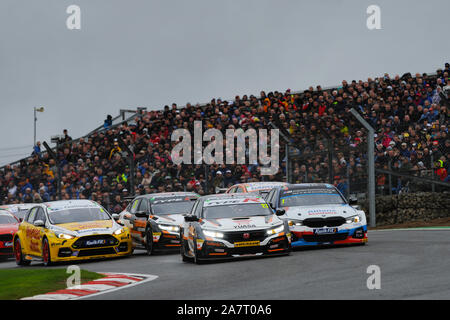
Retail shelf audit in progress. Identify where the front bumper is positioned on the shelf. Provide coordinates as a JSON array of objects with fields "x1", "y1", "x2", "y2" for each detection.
[
  {"x1": 195, "y1": 233, "x2": 291, "y2": 260},
  {"x1": 290, "y1": 225, "x2": 368, "y2": 247},
  {"x1": 48, "y1": 233, "x2": 133, "y2": 262},
  {"x1": 153, "y1": 230, "x2": 181, "y2": 250},
  {"x1": 0, "y1": 237, "x2": 14, "y2": 256}
]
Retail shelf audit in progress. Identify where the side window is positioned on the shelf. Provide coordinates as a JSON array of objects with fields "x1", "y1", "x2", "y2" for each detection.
[
  {"x1": 35, "y1": 208, "x2": 47, "y2": 224},
  {"x1": 194, "y1": 201, "x2": 203, "y2": 218},
  {"x1": 130, "y1": 199, "x2": 141, "y2": 214},
  {"x1": 138, "y1": 199, "x2": 149, "y2": 213},
  {"x1": 27, "y1": 208, "x2": 37, "y2": 223},
  {"x1": 237, "y1": 187, "x2": 244, "y2": 193},
  {"x1": 190, "y1": 201, "x2": 198, "y2": 216}
]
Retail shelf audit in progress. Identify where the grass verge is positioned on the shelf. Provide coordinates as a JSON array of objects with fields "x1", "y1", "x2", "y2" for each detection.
[{"x1": 0, "y1": 268, "x2": 104, "y2": 300}]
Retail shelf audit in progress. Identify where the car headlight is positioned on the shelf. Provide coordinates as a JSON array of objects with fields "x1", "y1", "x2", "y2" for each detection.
[
  {"x1": 288, "y1": 220, "x2": 303, "y2": 227},
  {"x1": 55, "y1": 232, "x2": 74, "y2": 240},
  {"x1": 203, "y1": 230, "x2": 224, "y2": 239},
  {"x1": 266, "y1": 224, "x2": 285, "y2": 235},
  {"x1": 113, "y1": 228, "x2": 126, "y2": 235},
  {"x1": 346, "y1": 215, "x2": 361, "y2": 224},
  {"x1": 158, "y1": 224, "x2": 180, "y2": 232}
]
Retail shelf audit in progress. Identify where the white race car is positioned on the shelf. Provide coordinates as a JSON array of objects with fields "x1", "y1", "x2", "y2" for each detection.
[
  {"x1": 265, "y1": 183, "x2": 368, "y2": 248},
  {"x1": 180, "y1": 193, "x2": 291, "y2": 263}
]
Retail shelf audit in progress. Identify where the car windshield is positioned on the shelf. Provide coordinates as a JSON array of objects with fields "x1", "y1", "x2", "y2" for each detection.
[
  {"x1": 203, "y1": 203, "x2": 272, "y2": 219},
  {"x1": 152, "y1": 201, "x2": 195, "y2": 215},
  {"x1": 48, "y1": 207, "x2": 111, "y2": 224},
  {"x1": 0, "y1": 214, "x2": 18, "y2": 224},
  {"x1": 280, "y1": 192, "x2": 346, "y2": 207}
]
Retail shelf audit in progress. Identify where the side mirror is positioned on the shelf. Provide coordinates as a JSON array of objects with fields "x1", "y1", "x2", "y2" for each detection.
[
  {"x1": 19, "y1": 218, "x2": 23, "y2": 222},
  {"x1": 112, "y1": 214, "x2": 120, "y2": 220},
  {"x1": 135, "y1": 211, "x2": 149, "y2": 218},
  {"x1": 184, "y1": 215, "x2": 199, "y2": 222},
  {"x1": 349, "y1": 199, "x2": 358, "y2": 206},
  {"x1": 275, "y1": 209, "x2": 285, "y2": 216},
  {"x1": 34, "y1": 220, "x2": 45, "y2": 227}
]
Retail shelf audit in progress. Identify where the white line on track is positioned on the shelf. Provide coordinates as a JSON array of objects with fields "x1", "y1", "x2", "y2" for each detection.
[{"x1": 369, "y1": 227, "x2": 450, "y2": 232}]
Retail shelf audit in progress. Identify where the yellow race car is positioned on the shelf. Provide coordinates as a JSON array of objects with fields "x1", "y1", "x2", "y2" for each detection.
[{"x1": 13, "y1": 200, "x2": 132, "y2": 266}]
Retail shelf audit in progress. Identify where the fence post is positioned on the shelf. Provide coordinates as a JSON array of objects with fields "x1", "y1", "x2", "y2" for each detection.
[
  {"x1": 350, "y1": 108, "x2": 376, "y2": 228},
  {"x1": 431, "y1": 153, "x2": 435, "y2": 193},
  {"x1": 388, "y1": 159, "x2": 392, "y2": 196}
]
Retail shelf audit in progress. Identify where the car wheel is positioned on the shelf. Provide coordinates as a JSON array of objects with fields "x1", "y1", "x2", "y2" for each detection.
[
  {"x1": 193, "y1": 237, "x2": 204, "y2": 265},
  {"x1": 145, "y1": 226, "x2": 154, "y2": 256},
  {"x1": 14, "y1": 238, "x2": 30, "y2": 266},
  {"x1": 180, "y1": 238, "x2": 191, "y2": 263},
  {"x1": 42, "y1": 238, "x2": 53, "y2": 266}
]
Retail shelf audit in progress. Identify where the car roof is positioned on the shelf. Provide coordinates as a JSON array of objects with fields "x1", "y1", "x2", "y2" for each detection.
[
  {"x1": 0, "y1": 209, "x2": 15, "y2": 217},
  {"x1": 43, "y1": 200, "x2": 101, "y2": 211},
  {"x1": 240, "y1": 182, "x2": 288, "y2": 191},
  {"x1": 139, "y1": 192, "x2": 199, "y2": 199},
  {"x1": 200, "y1": 193, "x2": 264, "y2": 201},
  {"x1": 284, "y1": 183, "x2": 337, "y2": 190}
]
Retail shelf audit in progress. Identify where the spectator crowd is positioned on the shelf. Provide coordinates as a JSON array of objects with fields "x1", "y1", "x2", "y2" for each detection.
[{"x1": 0, "y1": 64, "x2": 448, "y2": 212}]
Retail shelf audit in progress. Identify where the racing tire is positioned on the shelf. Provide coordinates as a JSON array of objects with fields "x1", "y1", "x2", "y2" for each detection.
[
  {"x1": 14, "y1": 238, "x2": 30, "y2": 266},
  {"x1": 42, "y1": 238, "x2": 53, "y2": 266},
  {"x1": 180, "y1": 238, "x2": 192, "y2": 263},
  {"x1": 145, "y1": 226, "x2": 154, "y2": 256}
]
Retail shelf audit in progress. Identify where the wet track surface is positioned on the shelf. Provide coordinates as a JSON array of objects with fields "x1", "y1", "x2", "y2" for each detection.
[{"x1": 1, "y1": 230, "x2": 449, "y2": 299}]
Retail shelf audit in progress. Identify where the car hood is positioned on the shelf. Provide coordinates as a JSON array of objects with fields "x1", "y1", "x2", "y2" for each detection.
[
  {"x1": 53, "y1": 220, "x2": 115, "y2": 235},
  {"x1": 202, "y1": 215, "x2": 282, "y2": 232},
  {"x1": 0, "y1": 224, "x2": 18, "y2": 234},
  {"x1": 283, "y1": 204, "x2": 358, "y2": 220},
  {"x1": 154, "y1": 214, "x2": 185, "y2": 226}
]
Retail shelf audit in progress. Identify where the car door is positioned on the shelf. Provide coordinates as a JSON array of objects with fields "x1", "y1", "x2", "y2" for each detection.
[
  {"x1": 185, "y1": 200, "x2": 202, "y2": 253},
  {"x1": 123, "y1": 198, "x2": 143, "y2": 244},
  {"x1": 26, "y1": 207, "x2": 46, "y2": 256},
  {"x1": 20, "y1": 207, "x2": 38, "y2": 254}
]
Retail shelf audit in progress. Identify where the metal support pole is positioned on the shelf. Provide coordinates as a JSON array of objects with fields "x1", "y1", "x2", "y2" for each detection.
[
  {"x1": 286, "y1": 143, "x2": 289, "y2": 183},
  {"x1": 350, "y1": 108, "x2": 376, "y2": 227},
  {"x1": 431, "y1": 153, "x2": 435, "y2": 193},
  {"x1": 328, "y1": 138, "x2": 333, "y2": 184},
  {"x1": 33, "y1": 107, "x2": 36, "y2": 147},
  {"x1": 388, "y1": 160, "x2": 392, "y2": 196}
]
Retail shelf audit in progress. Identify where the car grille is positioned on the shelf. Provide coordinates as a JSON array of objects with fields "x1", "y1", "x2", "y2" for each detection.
[
  {"x1": 302, "y1": 217, "x2": 346, "y2": 228},
  {"x1": 302, "y1": 232, "x2": 349, "y2": 243},
  {"x1": 0, "y1": 234, "x2": 13, "y2": 242},
  {"x1": 77, "y1": 248, "x2": 117, "y2": 257},
  {"x1": 72, "y1": 235, "x2": 118, "y2": 249},
  {"x1": 223, "y1": 230, "x2": 267, "y2": 243},
  {"x1": 0, "y1": 248, "x2": 13, "y2": 254}
]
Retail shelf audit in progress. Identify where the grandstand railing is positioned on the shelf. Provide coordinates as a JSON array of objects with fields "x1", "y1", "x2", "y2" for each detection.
[{"x1": 0, "y1": 108, "x2": 147, "y2": 171}]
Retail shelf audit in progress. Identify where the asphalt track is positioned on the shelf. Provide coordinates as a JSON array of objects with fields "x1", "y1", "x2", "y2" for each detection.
[{"x1": 1, "y1": 229, "x2": 449, "y2": 300}]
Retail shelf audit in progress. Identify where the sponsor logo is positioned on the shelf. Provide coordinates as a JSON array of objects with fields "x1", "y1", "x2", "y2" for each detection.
[
  {"x1": 234, "y1": 240, "x2": 260, "y2": 247},
  {"x1": 233, "y1": 224, "x2": 256, "y2": 229},
  {"x1": 243, "y1": 233, "x2": 250, "y2": 240},
  {"x1": 314, "y1": 228, "x2": 337, "y2": 235}
]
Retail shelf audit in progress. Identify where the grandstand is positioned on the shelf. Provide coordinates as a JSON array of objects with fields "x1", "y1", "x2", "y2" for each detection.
[{"x1": 0, "y1": 64, "x2": 448, "y2": 214}]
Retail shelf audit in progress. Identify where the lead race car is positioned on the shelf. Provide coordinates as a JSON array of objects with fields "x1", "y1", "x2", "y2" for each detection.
[
  {"x1": 13, "y1": 200, "x2": 132, "y2": 266},
  {"x1": 265, "y1": 183, "x2": 368, "y2": 247},
  {"x1": 180, "y1": 193, "x2": 291, "y2": 264},
  {"x1": 117, "y1": 192, "x2": 200, "y2": 255}
]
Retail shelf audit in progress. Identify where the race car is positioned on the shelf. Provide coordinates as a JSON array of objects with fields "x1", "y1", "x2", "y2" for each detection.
[
  {"x1": 0, "y1": 209, "x2": 20, "y2": 260},
  {"x1": 180, "y1": 193, "x2": 291, "y2": 264},
  {"x1": 264, "y1": 183, "x2": 368, "y2": 248},
  {"x1": 13, "y1": 200, "x2": 132, "y2": 266},
  {"x1": 117, "y1": 192, "x2": 200, "y2": 255},
  {"x1": 0, "y1": 204, "x2": 35, "y2": 222},
  {"x1": 226, "y1": 182, "x2": 288, "y2": 197}
]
